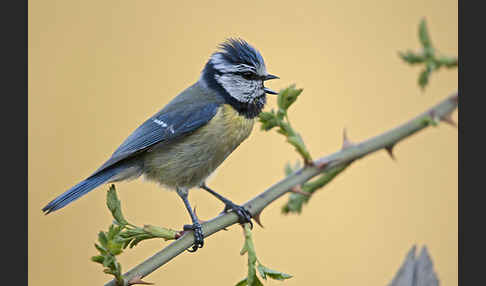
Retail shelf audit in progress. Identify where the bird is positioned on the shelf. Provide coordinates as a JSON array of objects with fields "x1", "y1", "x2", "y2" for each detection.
[{"x1": 42, "y1": 38, "x2": 279, "y2": 252}]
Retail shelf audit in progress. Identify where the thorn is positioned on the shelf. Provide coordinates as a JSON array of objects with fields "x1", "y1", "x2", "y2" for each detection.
[
  {"x1": 290, "y1": 185, "x2": 310, "y2": 196},
  {"x1": 127, "y1": 275, "x2": 154, "y2": 285},
  {"x1": 441, "y1": 114, "x2": 457, "y2": 128},
  {"x1": 342, "y1": 128, "x2": 354, "y2": 149},
  {"x1": 385, "y1": 145, "x2": 396, "y2": 161},
  {"x1": 253, "y1": 211, "x2": 264, "y2": 228}
]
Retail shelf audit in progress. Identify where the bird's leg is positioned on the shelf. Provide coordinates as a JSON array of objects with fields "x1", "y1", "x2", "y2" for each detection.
[
  {"x1": 176, "y1": 188, "x2": 204, "y2": 252},
  {"x1": 200, "y1": 183, "x2": 253, "y2": 229}
]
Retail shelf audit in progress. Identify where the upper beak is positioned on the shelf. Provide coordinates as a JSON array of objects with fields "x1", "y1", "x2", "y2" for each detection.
[
  {"x1": 264, "y1": 87, "x2": 278, "y2": 95},
  {"x1": 263, "y1": 74, "x2": 279, "y2": 81}
]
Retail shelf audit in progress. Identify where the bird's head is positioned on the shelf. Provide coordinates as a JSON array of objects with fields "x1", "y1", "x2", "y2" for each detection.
[{"x1": 200, "y1": 38, "x2": 279, "y2": 118}]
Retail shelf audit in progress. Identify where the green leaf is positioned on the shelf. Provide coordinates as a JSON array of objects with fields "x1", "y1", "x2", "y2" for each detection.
[
  {"x1": 277, "y1": 87, "x2": 288, "y2": 110},
  {"x1": 94, "y1": 243, "x2": 107, "y2": 255},
  {"x1": 118, "y1": 227, "x2": 157, "y2": 248},
  {"x1": 257, "y1": 264, "x2": 293, "y2": 281},
  {"x1": 120, "y1": 227, "x2": 144, "y2": 237},
  {"x1": 418, "y1": 18, "x2": 432, "y2": 50},
  {"x1": 399, "y1": 51, "x2": 425, "y2": 64},
  {"x1": 256, "y1": 264, "x2": 267, "y2": 280},
  {"x1": 93, "y1": 225, "x2": 126, "y2": 284},
  {"x1": 277, "y1": 84, "x2": 303, "y2": 110},
  {"x1": 98, "y1": 231, "x2": 108, "y2": 248},
  {"x1": 106, "y1": 185, "x2": 129, "y2": 226},
  {"x1": 287, "y1": 87, "x2": 303, "y2": 107},
  {"x1": 282, "y1": 193, "x2": 305, "y2": 214},
  {"x1": 258, "y1": 111, "x2": 279, "y2": 131},
  {"x1": 399, "y1": 19, "x2": 457, "y2": 90},
  {"x1": 103, "y1": 255, "x2": 115, "y2": 267},
  {"x1": 143, "y1": 225, "x2": 178, "y2": 241},
  {"x1": 107, "y1": 224, "x2": 123, "y2": 241},
  {"x1": 107, "y1": 240, "x2": 123, "y2": 256},
  {"x1": 91, "y1": 255, "x2": 105, "y2": 264},
  {"x1": 258, "y1": 111, "x2": 274, "y2": 122},
  {"x1": 252, "y1": 276, "x2": 264, "y2": 286},
  {"x1": 437, "y1": 56, "x2": 458, "y2": 68},
  {"x1": 129, "y1": 234, "x2": 155, "y2": 248},
  {"x1": 235, "y1": 278, "x2": 248, "y2": 286},
  {"x1": 418, "y1": 68, "x2": 430, "y2": 90}
]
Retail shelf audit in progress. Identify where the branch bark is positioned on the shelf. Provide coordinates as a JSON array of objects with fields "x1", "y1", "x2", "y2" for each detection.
[{"x1": 105, "y1": 92, "x2": 458, "y2": 286}]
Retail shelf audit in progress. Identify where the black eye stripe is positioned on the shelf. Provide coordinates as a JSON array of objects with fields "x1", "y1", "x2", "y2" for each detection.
[
  {"x1": 233, "y1": 71, "x2": 254, "y2": 75},
  {"x1": 232, "y1": 71, "x2": 259, "y2": 80}
]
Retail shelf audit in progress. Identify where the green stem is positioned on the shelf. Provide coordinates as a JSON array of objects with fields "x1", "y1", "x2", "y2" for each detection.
[{"x1": 242, "y1": 224, "x2": 258, "y2": 285}]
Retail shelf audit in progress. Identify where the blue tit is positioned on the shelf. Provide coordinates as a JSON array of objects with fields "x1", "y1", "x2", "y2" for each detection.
[{"x1": 42, "y1": 38, "x2": 279, "y2": 251}]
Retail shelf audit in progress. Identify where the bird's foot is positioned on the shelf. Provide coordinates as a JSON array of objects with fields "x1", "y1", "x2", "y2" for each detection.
[
  {"x1": 223, "y1": 202, "x2": 253, "y2": 229},
  {"x1": 183, "y1": 222, "x2": 204, "y2": 252}
]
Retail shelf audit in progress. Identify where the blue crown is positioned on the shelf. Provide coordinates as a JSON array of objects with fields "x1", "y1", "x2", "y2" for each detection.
[{"x1": 216, "y1": 38, "x2": 265, "y2": 69}]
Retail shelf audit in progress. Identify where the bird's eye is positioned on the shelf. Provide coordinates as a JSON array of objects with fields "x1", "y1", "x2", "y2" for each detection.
[{"x1": 241, "y1": 72, "x2": 256, "y2": 80}]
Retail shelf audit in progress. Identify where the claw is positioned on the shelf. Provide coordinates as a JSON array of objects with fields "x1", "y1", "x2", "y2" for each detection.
[
  {"x1": 223, "y1": 202, "x2": 253, "y2": 229},
  {"x1": 199, "y1": 184, "x2": 253, "y2": 229},
  {"x1": 183, "y1": 222, "x2": 204, "y2": 252}
]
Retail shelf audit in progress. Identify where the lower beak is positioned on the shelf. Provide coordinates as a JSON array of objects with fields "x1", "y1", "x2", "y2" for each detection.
[{"x1": 264, "y1": 87, "x2": 278, "y2": 95}]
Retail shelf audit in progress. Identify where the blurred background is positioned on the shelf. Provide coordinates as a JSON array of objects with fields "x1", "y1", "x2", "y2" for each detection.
[{"x1": 29, "y1": 0, "x2": 457, "y2": 285}]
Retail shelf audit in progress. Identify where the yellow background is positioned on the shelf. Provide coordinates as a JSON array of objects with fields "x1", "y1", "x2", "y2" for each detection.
[{"x1": 29, "y1": 0, "x2": 457, "y2": 285}]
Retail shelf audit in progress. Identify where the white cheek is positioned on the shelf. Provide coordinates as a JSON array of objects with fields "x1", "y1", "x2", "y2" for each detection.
[{"x1": 215, "y1": 74, "x2": 256, "y2": 102}]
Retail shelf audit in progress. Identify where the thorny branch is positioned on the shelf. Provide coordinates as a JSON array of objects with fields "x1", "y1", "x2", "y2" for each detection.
[{"x1": 105, "y1": 91, "x2": 458, "y2": 286}]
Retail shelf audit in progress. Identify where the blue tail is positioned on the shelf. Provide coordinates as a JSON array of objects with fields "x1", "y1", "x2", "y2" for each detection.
[{"x1": 42, "y1": 167, "x2": 120, "y2": 214}]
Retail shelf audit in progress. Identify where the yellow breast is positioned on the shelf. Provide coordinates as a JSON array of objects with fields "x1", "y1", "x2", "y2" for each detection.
[
  {"x1": 217, "y1": 104, "x2": 255, "y2": 148},
  {"x1": 143, "y1": 104, "x2": 254, "y2": 189},
  {"x1": 200, "y1": 104, "x2": 255, "y2": 164}
]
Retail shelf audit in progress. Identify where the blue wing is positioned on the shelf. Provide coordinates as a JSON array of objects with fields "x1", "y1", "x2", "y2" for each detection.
[{"x1": 92, "y1": 100, "x2": 222, "y2": 176}]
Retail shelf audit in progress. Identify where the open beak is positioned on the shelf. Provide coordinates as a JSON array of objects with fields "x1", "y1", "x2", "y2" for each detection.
[
  {"x1": 263, "y1": 74, "x2": 279, "y2": 81},
  {"x1": 263, "y1": 74, "x2": 279, "y2": 94}
]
